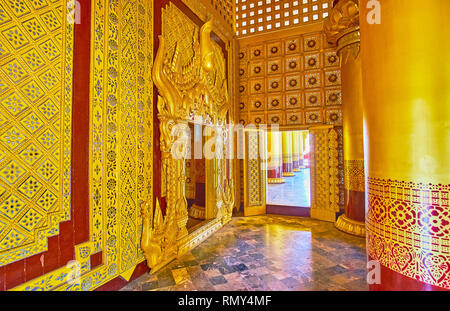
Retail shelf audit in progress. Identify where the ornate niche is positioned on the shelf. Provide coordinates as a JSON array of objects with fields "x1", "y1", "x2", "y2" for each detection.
[{"x1": 142, "y1": 3, "x2": 235, "y2": 272}]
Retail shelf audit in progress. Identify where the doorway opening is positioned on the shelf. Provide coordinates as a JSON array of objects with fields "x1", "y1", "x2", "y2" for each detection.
[
  {"x1": 185, "y1": 122, "x2": 206, "y2": 231},
  {"x1": 266, "y1": 130, "x2": 311, "y2": 217}
]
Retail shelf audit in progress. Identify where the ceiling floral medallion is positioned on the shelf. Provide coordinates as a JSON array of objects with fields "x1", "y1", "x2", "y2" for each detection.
[
  {"x1": 328, "y1": 74, "x2": 338, "y2": 83},
  {"x1": 328, "y1": 54, "x2": 338, "y2": 64},
  {"x1": 308, "y1": 58, "x2": 317, "y2": 67}
]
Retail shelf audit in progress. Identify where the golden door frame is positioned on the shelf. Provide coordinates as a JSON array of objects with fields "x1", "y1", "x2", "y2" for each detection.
[
  {"x1": 142, "y1": 3, "x2": 235, "y2": 272},
  {"x1": 243, "y1": 124, "x2": 340, "y2": 222}
]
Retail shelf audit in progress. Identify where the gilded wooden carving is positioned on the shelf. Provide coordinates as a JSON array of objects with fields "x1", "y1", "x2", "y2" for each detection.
[
  {"x1": 143, "y1": 3, "x2": 234, "y2": 272},
  {"x1": 309, "y1": 126, "x2": 339, "y2": 222}
]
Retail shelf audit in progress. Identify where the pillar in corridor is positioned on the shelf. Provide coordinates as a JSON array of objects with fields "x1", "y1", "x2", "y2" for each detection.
[
  {"x1": 359, "y1": 0, "x2": 450, "y2": 290},
  {"x1": 298, "y1": 131, "x2": 305, "y2": 168},
  {"x1": 282, "y1": 131, "x2": 295, "y2": 177},
  {"x1": 292, "y1": 132, "x2": 301, "y2": 172},
  {"x1": 267, "y1": 131, "x2": 285, "y2": 184},
  {"x1": 325, "y1": 0, "x2": 365, "y2": 237},
  {"x1": 301, "y1": 131, "x2": 310, "y2": 168}
]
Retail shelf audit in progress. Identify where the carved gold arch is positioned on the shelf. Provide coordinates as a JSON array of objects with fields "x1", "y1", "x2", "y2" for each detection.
[{"x1": 142, "y1": 3, "x2": 234, "y2": 272}]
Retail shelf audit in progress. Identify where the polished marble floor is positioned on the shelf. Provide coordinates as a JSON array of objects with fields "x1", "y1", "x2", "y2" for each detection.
[
  {"x1": 121, "y1": 215, "x2": 368, "y2": 291},
  {"x1": 267, "y1": 168, "x2": 311, "y2": 207}
]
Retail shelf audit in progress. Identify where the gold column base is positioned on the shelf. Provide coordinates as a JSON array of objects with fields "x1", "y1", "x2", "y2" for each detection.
[
  {"x1": 188, "y1": 204, "x2": 205, "y2": 220},
  {"x1": 335, "y1": 214, "x2": 365, "y2": 237},
  {"x1": 282, "y1": 172, "x2": 295, "y2": 177},
  {"x1": 268, "y1": 178, "x2": 286, "y2": 184},
  {"x1": 293, "y1": 168, "x2": 301, "y2": 172}
]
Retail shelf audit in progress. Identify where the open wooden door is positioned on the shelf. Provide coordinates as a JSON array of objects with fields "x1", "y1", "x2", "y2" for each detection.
[
  {"x1": 243, "y1": 128, "x2": 267, "y2": 216},
  {"x1": 309, "y1": 125, "x2": 340, "y2": 222}
]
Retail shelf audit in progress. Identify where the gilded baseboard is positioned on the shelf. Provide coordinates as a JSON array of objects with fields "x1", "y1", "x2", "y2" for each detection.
[
  {"x1": 335, "y1": 214, "x2": 365, "y2": 237},
  {"x1": 178, "y1": 218, "x2": 222, "y2": 255}
]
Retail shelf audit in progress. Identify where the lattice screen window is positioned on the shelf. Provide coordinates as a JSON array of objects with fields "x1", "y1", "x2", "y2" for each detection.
[
  {"x1": 235, "y1": 0, "x2": 332, "y2": 37},
  {"x1": 212, "y1": 0, "x2": 235, "y2": 30}
]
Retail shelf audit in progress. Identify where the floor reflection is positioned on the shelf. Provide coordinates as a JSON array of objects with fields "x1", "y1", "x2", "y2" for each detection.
[
  {"x1": 122, "y1": 215, "x2": 367, "y2": 291},
  {"x1": 267, "y1": 168, "x2": 311, "y2": 207}
]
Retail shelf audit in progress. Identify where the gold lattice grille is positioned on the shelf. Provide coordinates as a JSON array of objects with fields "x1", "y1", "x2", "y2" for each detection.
[
  {"x1": 235, "y1": 0, "x2": 333, "y2": 37},
  {"x1": 212, "y1": 0, "x2": 234, "y2": 30}
]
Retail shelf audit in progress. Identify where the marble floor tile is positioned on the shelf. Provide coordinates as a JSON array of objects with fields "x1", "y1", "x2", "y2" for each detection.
[{"x1": 120, "y1": 215, "x2": 368, "y2": 291}]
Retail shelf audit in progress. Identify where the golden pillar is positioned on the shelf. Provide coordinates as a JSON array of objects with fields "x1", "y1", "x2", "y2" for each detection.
[
  {"x1": 325, "y1": 0, "x2": 365, "y2": 237},
  {"x1": 292, "y1": 132, "x2": 301, "y2": 172},
  {"x1": 301, "y1": 131, "x2": 310, "y2": 168},
  {"x1": 282, "y1": 131, "x2": 295, "y2": 177},
  {"x1": 267, "y1": 131, "x2": 285, "y2": 184},
  {"x1": 298, "y1": 131, "x2": 305, "y2": 168},
  {"x1": 360, "y1": 0, "x2": 450, "y2": 290}
]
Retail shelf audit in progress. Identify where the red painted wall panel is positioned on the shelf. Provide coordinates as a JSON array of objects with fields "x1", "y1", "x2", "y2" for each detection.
[{"x1": 0, "y1": 266, "x2": 4, "y2": 291}]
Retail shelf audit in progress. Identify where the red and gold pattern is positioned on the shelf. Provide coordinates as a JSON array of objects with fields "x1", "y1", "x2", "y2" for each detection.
[
  {"x1": 344, "y1": 160, "x2": 365, "y2": 192},
  {"x1": 367, "y1": 178, "x2": 450, "y2": 289}
]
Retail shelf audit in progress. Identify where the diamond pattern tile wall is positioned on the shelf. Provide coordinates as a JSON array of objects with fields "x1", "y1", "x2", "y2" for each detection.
[{"x1": 0, "y1": 0, "x2": 72, "y2": 266}]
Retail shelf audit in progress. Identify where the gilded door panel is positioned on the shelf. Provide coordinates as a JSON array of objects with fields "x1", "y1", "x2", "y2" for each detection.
[
  {"x1": 309, "y1": 126, "x2": 339, "y2": 222},
  {"x1": 0, "y1": 0, "x2": 73, "y2": 266},
  {"x1": 11, "y1": 0, "x2": 154, "y2": 291},
  {"x1": 243, "y1": 129, "x2": 266, "y2": 216}
]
